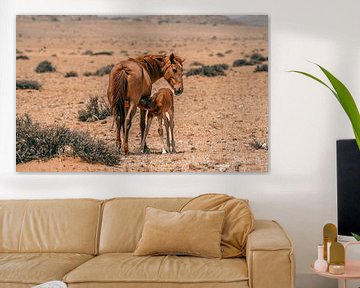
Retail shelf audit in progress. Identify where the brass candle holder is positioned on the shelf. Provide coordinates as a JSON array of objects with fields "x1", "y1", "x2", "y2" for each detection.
[
  {"x1": 323, "y1": 223, "x2": 345, "y2": 274},
  {"x1": 323, "y1": 223, "x2": 337, "y2": 261}
]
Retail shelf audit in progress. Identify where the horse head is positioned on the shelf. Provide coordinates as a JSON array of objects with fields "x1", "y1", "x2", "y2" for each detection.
[{"x1": 163, "y1": 53, "x2": 185, "y2": 96}]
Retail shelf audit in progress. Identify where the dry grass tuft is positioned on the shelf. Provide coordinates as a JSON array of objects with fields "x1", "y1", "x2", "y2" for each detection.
[
  {"x1": 16, "y1": 114, "x2": 119, "y2": 166},
  {"x1": 78, "y1": 96, "x2": 111, "y2": 122}
]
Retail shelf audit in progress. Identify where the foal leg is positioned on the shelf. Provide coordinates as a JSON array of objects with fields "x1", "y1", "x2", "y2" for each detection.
[
  {"x1": 170, "y1": 114, "x2": 176, "y2": 153},
  {"x1": 163, "y1": 115, "x2": 171, "y2": 153},
  {"x1": 157, "y1": 117, "x2": 167, "y2": 154},
  {"x1": 123, "y1": 102, "x2": 137, "y2": 155},
  {"x1": 140, "y1": 109, "x2": 150, "y2": 153},
  {"x1": 138, "y1": 113, "x2": 153, "y2": 154}
]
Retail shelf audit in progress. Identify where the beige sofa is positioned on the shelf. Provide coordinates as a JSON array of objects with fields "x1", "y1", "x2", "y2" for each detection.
[{"x1": 0, "y1": 198, "x2": 295, "y2": 288}]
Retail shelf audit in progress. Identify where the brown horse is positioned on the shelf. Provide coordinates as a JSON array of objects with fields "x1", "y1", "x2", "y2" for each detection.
[
  {"x1": 107, "y1": 53, "x2": 184, "y2": 155},
  {"x1": 139, "y1": 88, "x2": 176, "y2": 154}
]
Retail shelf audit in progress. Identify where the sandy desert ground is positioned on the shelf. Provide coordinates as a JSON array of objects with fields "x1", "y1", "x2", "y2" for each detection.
[{"x1": 16, "y1": 16, "x2": 268, "y2": 172}]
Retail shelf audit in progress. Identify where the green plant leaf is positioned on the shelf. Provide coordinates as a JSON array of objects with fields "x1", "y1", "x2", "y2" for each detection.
[
  {"x1": 289, "y1": 70, "x2": 337, "y2": 99},
  {"x1": 289, "y1": 64, "x2": 360, "y2": 150},
  {"x1": 316, "y1": 64, "x2": 360, "y2": 150},
  {"x1": 351, "y1": 232, "x2": 360, "y2": 241}
]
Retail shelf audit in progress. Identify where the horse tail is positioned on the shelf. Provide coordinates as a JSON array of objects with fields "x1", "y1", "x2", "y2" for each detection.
[{"x1": 109, "y1": 68, "x2": 128, "y2": 130}]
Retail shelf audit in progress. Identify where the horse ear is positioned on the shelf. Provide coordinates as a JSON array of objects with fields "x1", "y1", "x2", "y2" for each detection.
[{"x1": 170, "y1": 53, "x2": 176, "y2": 64}]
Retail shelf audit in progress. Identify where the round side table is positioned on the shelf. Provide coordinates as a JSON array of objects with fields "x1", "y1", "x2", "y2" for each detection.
[{"x1": 311, "y1": 242, "x2": 360, "y2": 288}]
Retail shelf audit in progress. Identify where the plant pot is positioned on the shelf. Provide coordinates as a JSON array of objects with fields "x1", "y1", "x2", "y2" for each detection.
[{"x1": 337, "y1": 139, "x2": 360, "y2": 238}]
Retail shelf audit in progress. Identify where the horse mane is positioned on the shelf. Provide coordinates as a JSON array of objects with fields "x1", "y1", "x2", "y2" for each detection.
[
  {"x1": 130, "y1": 54, "x2": 184, "y2": 82},
  {"x1": 131, "y1": 55, "x2": 166, "y2": 82}
]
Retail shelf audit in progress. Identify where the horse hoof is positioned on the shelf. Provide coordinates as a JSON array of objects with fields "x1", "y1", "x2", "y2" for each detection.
[
  {"x1": 143, "y1": 147, "x2": 151, "y2": 154},
  {"x1": 136, "y1": 148, "x2": 144, "y2": 154}
]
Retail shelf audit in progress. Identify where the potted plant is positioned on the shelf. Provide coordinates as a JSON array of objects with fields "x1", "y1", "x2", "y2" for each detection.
[{"x1": 290, "y1": 63, "x2": 360, "y2": 240}]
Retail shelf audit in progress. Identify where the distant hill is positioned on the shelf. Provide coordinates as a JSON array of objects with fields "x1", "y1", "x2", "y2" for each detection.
[
  {"x1": 126, "y1": 15, "x2": 268, "y2": 27},
  {"x1": 17, "y1": 15, "x2": 268, "y2": 27},
  {"x1": 227, "y1": 15, "x2": 268, "y2": 27}
]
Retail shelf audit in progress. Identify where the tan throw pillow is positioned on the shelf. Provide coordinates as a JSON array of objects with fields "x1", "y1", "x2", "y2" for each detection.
[
  {"x1": 181, "y1": 193, "x2": 254, "y2": 258},
  {"x1": 134, "y1": 207, "x2": 225, "y2": 258}
]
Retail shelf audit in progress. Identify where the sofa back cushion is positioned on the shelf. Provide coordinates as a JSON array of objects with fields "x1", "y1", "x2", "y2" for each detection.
[
  {"x1": 0, "y1": 199, "x2": 102, "y2": 254},
  {"x1": 99, "y1": 198, "x2": 189, "y2": 253}
]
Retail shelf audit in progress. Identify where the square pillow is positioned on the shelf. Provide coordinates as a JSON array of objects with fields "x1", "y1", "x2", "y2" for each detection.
[
  {"x1": 181, "y1": 193, "x2": 255, "y2": 258},
  {"x1": 134, "y1": 207, "x2": 225, "y2": 258}
]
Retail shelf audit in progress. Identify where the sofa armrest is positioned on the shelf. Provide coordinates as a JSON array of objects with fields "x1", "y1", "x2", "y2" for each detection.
[{"x1": 246, "y1": 220, "x2": 295, "y2": 288}]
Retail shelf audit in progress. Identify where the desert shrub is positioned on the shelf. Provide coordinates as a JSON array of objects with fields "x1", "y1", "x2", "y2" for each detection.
[
  {"x1": 82, "y1": 64, "x2": 114, "y2": 77},
  {"x1": 186, "y1": 64, "x2": 229, "y2": 77},
  {"x1": 64, "y1": 71, "x2": 78, "y2": 78},
  {"x1": 91, "y1": 51, "x2": 113, "y2": 56},
  {"x1": 35, "y1": 60, "x2": 56, "y2": 73},
  {"x1": 190, "y1": 61, "x2": 204, "y2": 66},
  {"x1": 16, "y1": 80, "x2": 41, "y2": 90},
  {"x1": 82, "y1": 50, "x2": 93, "y2": 55},
  {"x1": 254, "y1": 64, "x2": 268, "y2": 72},
  {"x1": 233, "y1": 53, "x2": 268, "y2": 67},
  {"x1": 233, "y1": 59, "x2": 251, "y2": 67},
  {"x1": 50, "y1": 16, "x2": 59, "y2": 22},
  {"x1": 83, "y1": 71, "x2": 93, "y2": 77},
  {"x1": 16, "y1": 55, "x2": 29, "y2": 60},
  {"x1": 250, "y1": 53, "x2": 267, "y2": 63},
  {"x1": 158, "y1": 19, "x2": 170, "y2": 24},
  {"x1": 82, "y1": 50, "x2": 113, "y2": 56},
  {"x1": 78, "y1": 96, "x2": 111, "y2": 122},
  {"x1": 249, "y1": 139, "x2": 268, "y2": 150},
  {"x1": 16, "y1": 114, "x2": 119, "y2": 166},
  {"x1": 216, "y1": 52, "x2": 225, "y2": 57},
  {"x1": 225, "y1": 50, "x2": 233, "y2": 54},
  {"x1": 94, "y1": 64, "x2": 114, "y2": 76}
]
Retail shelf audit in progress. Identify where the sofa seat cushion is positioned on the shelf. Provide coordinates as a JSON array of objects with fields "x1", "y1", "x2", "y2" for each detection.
[
  {"x1": 64, "y1": 253, "x2": 248, "y2": 285},
  {"x1": 0, "y1": 253, "x2": 93, "y2": 285}
]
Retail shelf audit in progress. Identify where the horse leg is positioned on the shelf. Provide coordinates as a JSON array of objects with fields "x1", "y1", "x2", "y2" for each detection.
[
  {"x1": 157, "y1": 117, "x2": 167, "y2": 154},
  {"x1": 140, "y1": 109, "x2": 150, "y2": 153},
  {"x1": 123, "y1": 102, "x2": 137, "y2": 155},
  {"x1": 138, "y1": 113, "x2": 153, "y2": 154},
  {"x1": 163, "y1": 115, "x2": 171, "y2": 153}
]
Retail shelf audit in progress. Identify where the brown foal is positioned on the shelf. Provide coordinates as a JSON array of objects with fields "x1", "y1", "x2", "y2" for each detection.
[{"x1": 139, "y1": 88, "x2": 176, "y2": 154}]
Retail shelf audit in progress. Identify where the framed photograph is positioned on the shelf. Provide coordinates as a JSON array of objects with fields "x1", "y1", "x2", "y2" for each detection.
[{"x1": 16, "y1": 15, "x2": 268, "y2": 172}]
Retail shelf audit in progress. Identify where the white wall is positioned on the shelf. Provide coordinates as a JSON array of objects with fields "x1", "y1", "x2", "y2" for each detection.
[{"x1": 1, "y1": 0, "x2": 359, "y2": 287}]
